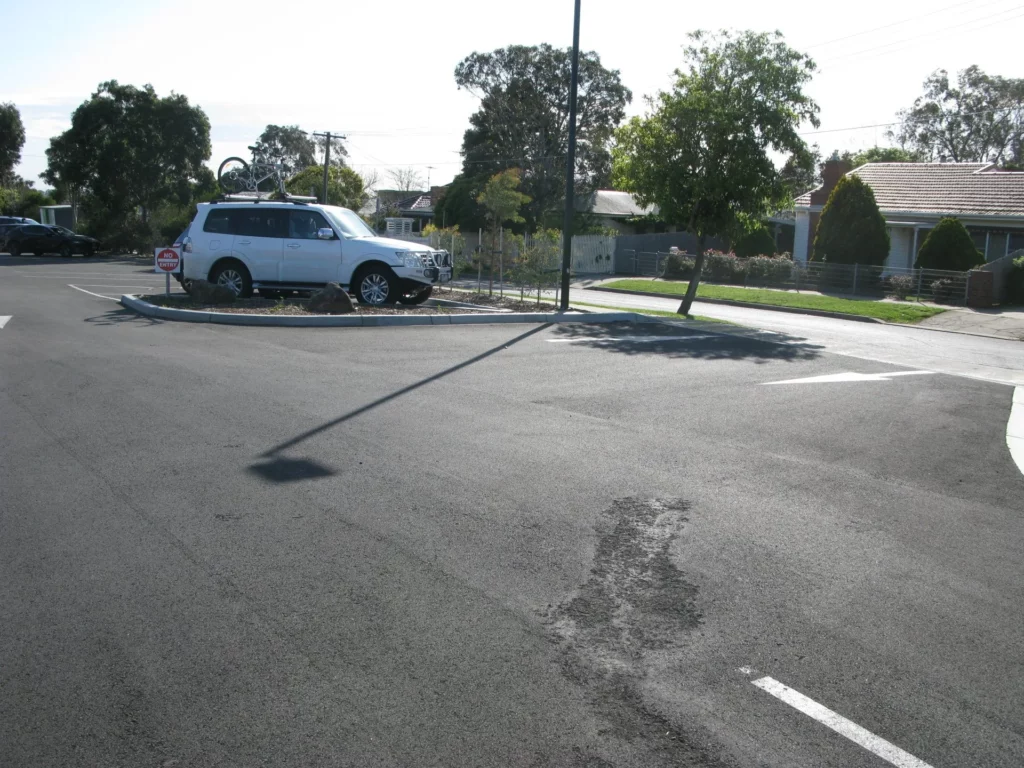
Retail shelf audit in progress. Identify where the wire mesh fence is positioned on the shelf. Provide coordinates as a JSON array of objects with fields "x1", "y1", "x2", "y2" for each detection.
[{"x1": 621, "y1": 250, "x2": 972, "y2": 306}]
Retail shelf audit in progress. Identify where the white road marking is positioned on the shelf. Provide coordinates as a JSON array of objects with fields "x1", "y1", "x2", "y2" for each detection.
[
  {"x1": 68, "y1": 284, "x2": 120, "y2": 301},
  {"x1": 763, "y1": 370, "x2": 935, "y2": 385},
  {"x1": 1007, "y1": 387, "x2": 1024, "y2": 476},
  {"x1": 0, "y1": 315, "x2": 11, "y2": 329},
  {"x1": 751, "y1": 676, "x2": 934, "y2": 768},
  {"x1": 547, "y1": 334, "x2": 717, "y2": 344}
]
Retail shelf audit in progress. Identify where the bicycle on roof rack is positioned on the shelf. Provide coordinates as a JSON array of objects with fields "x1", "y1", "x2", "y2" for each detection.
[{"x1": 217, "y1": 143, "x2": 287, "y2": 195}]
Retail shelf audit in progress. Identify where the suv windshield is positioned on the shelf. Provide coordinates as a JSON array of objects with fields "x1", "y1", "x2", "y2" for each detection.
[{"x1": 322, "y1": 206, "x2": 375, "y2": 239}]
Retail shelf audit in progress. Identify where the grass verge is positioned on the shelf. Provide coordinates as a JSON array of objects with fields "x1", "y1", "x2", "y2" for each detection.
[{"x1": 602, "y1": 280, "x2": 947, "y2": 324}]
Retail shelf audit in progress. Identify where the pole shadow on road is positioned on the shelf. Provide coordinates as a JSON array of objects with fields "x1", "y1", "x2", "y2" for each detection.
[
  {"x1": 255, "y1": 323, "x2": 554, "y2": 462},
  {"x1": 247, "y1": 456, "x2": 336, "y2": 483},
  {"x1": 548, "y1": 323, "x2": 823, "y2": 363}
]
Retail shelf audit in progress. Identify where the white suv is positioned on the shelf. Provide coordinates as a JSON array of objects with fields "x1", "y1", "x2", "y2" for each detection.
[{"x1": 180, "y1": 200, "x2": 451, "y2": 305}]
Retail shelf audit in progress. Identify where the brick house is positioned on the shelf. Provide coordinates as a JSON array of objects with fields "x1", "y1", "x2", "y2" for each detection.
[{"x1": 794, "y1": 160, "x2": 1024, "y2": 268}]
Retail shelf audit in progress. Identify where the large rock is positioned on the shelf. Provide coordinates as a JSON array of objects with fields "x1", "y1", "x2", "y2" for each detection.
[
  {"x1": 189, "y1": 279, "x2": 237, "y2": 304},
  {"x1": 308, "y1": 283, "x2": 355, "y2": 314}
]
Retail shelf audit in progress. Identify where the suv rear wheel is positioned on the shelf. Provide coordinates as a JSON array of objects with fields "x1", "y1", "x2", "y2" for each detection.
[
  {"x1": 210, "y1": 260, "x2": 253, "y2": 298},
  {"x1": 354, "y1": 266, "x2": 399, "y2": 305}
]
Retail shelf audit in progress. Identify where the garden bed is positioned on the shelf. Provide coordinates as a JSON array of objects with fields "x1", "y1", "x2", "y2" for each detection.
[{"x1": 139, "y1": 292, "x2": 560, "y2": 316}]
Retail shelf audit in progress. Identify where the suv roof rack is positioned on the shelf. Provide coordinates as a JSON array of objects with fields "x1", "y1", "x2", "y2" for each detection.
[{"x1": 209, "y1": 193, "x2": 317, "y2": 206}]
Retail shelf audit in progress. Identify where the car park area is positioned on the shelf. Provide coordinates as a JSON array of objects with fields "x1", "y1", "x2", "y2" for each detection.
[{"x1": 2, "y1": 254, "x2": 1024, "y2": 767}]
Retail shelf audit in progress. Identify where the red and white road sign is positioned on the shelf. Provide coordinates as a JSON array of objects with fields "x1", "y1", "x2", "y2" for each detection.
[{"x1": 155, "y1": 248, "x2": 180, "y2": 272}]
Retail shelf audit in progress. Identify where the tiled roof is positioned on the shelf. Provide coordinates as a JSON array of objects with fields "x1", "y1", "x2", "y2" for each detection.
[{"x1": 796, "y1": 163, "x2": 1024, "y2": 217}]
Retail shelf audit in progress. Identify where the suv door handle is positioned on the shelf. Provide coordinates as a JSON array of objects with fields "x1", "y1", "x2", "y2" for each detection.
[
  {"x1": 236, "y1": 239, "x2": 251, "y2": 245},
  {"x1": 287, "y1": 243, "x2": 300, "y2": 249}
]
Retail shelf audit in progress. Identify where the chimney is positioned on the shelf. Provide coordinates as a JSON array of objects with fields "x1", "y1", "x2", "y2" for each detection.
[{"x1": 811, "y1": 159, "x2": 852, "y2": 205}]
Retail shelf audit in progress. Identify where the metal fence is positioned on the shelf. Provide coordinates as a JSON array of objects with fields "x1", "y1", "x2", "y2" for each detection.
[{"x1": 623, "y1": 250, "x2": 974, "y2": 305}]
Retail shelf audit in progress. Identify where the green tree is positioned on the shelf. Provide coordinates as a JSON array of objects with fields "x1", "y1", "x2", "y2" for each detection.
[
  {"x1": 455, "y1": 44, "x2": 631, "y2": 230},
  {"x1": 477, "y1": 169, "x2": 531, "y2": 293},
  {"x1": 890, "y1": 66, "x2": 1024, "y2": 165},
  {"x1": 433, "y1": 174, "x2": 485, "y2": 231},
  {"x1": 286, "y1": 165, "x2": 366, "y2": 210},
  {"x1": 43, "y1": 81, "x2": 211, "y2": 247},
  {"x1": 613, "y1": 30, "x2": 819, "y2": 315},
  {"x1": 0, "y1": 103, "x2": 26, "y2": 185},
  {"x1": 914, "y1": 217, "x2": 984, "y2": 271},
  {"x1": 780, "y1": 144, "x2": 822, "y2": 200},
  {"x1": 847, "y1": 146, "x2": 922, "y2": 166},
  {"x1": 812, "y1": 175, "x2": 889, "y2": 266},
  {"x1": 734, "y1": 227, "x2": 777, "y2": 258}
]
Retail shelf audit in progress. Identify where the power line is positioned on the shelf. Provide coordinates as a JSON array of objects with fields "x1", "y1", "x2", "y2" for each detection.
[
  {"x1": 817, "y1": 4, "x2": 1024, "y2": 65},
  {"x1": 804, "y1": 0, "x2": 993, "y2": 50}
]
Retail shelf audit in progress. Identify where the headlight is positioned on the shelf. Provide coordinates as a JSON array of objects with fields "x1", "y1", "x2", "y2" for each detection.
[{"x1": 396, "y1": 251, "x2": 427, "y2": 269}]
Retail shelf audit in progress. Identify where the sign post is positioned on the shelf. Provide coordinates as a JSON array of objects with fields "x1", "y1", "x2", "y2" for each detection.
[{"x1": 154, "y1": 247, "x2": 180, "y2": 296}]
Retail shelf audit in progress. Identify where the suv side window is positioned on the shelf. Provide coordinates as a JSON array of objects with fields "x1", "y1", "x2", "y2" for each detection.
[
  {"x1": 25, "y1": 225, "x2": 48, "y2": 236},
  {"x1": 235, "y1": 208, "x2": 288, "y2": 239},
  {"x1": 289, "y1": 210, "x2": 334, "y2": 240},
  {"x1": 203, "y1": 209, "x2": 233, "y2": 234}
]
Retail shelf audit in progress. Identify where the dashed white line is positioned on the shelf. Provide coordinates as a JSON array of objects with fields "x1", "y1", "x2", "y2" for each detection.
[
  {"x1": 0, "y1": 315, "x2": 11, "y2": 329},
  {"x1": 1007, "y1": 387, "x2": 1024, "y2": 476},
  {"x1": 750, "y1": 675, "x2": 934, "y2": 768},
  {"x1": 763, "y1": 370, "x2": 935, "y2": 385},
  {"x1": 68, "y1": 284, "x2": 120, "y2": 301}
]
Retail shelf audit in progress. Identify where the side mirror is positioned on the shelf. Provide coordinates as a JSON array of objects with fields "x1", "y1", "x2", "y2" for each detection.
[{"x1": 317, "y1": 228, "x2": 334, "y2": 240}]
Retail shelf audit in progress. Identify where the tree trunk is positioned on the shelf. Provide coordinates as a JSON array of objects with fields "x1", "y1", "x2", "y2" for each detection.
[{"x1": 678, "y1": 235, "x2": 706, "y2": 316}]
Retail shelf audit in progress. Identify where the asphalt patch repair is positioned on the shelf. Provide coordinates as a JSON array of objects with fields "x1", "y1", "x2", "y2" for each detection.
[{"x1": 546, "y1": 498, "x2": 732, "y2": 767}]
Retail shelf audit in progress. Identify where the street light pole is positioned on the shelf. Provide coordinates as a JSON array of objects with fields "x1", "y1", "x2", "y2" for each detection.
[
  {"x1": 559, "y1": 0, "x2": 582, "y2": 311},
  {"x1": 313, "y1": 131, "x2": 346, "y2": 204}
]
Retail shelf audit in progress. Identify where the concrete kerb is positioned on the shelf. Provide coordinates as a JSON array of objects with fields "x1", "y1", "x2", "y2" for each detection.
[{"x1": 119, "y1": 294, "x2": 653, "y2": 328}]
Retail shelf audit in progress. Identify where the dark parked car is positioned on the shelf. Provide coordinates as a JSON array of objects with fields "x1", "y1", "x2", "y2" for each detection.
[
  {"x1": 2, "y1": 224, "x2": 100, "y2": 257},
  {"x1": 0, "y1": 216, "x2": 39, "y2": 226}
]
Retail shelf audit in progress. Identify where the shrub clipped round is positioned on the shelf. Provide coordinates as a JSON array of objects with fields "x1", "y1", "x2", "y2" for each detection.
[
  {"x1": 915, "y1": 217, "x2": 984, "y2": 271},
  {"x1": 662, "y1": 253, "x2": 695, "y2": 280},
  {"x1": 812, "y1": 175, "x2": 889, "y2": 266},
  {"x1": 734, "y1": 228, "x2": 776, "y2": 258},
  {"x1": 745, "y1": 256, "x2": 793, "y2": 285}
]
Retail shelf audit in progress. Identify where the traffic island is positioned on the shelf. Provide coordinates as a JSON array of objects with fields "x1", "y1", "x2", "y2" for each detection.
[{"x1": 119, "y1": 293, "x2": 652, "y2": 327}]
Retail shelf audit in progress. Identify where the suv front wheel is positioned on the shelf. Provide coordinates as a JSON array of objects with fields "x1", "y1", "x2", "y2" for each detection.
[
  {"x1": 210, "y1": 260, "x2": 253, "y2": 298},
  {"x1": 354, "y1": 266, "x2": 399, "y2": 305}
]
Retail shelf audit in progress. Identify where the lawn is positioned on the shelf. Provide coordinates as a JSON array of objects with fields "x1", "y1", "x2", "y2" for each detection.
[{"x1": 602, "y1": 280, "x2": 947, "y2": 324}]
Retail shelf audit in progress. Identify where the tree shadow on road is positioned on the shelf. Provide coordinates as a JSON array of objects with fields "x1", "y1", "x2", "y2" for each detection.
[
  {"x1": 84, "y1": 307, "x2": 162, "y2": 326},
  {"x1": 548, "y1": 321, "x2": 823, "y2": 363}
]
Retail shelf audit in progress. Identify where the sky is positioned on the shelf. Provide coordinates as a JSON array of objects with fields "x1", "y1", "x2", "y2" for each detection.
[{"x1": 3, "y1": 0, "x2": 1024, "y2": 192}]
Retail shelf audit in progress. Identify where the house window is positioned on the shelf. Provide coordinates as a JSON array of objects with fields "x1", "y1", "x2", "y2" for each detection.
[
  {"x1": 1009, "y1": 231, "x2": 1024, "y2": 255},
  {"x1": 988, "y1": 232, "x2": 1008, "y2": 261}
]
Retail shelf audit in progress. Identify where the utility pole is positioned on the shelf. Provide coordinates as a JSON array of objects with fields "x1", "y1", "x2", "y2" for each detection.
[
  {"x1": 313, "y1": 131, "x2": 346, "y2": 204},
  {"x1": 559, "y1": 0, "x2": 582, "y2": 311},
  {"x1": 426, "y1": 165, "x2": 436, "y2": 189}
]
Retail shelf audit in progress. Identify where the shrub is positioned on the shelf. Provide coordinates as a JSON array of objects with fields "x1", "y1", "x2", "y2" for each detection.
[
  {"x1": 734, "y1": 227, "x2": 776, "y2": 258},
  {"x1": 887, "y1": 274, "x2": 914, "y2": 300},
  {"x1": 1006, "y1": 255, "x2": 1024, "y2": 304},
  {"x1": 930, "y1": 278, "x2": 960, "y2": 304},
  {"x1": 915, "y1": 217, "x2": 984, "y2": 271},
  {"x1": 745, "y1": 256, "x2": 793, "y2": 285},
  {"x1": 702, "y1": 250, "x2": 745, "y2": 283},
  {"x1": 812, "y1": 175, "x2": 890, "y2": 266},
  {"x1": 662, "y1": 253, "x2": 695, "y2": 280}
]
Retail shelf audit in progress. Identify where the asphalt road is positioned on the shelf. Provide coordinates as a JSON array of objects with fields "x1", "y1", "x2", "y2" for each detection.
[{"x1": 2, "y1": 256, "x2": 1023, "y2": 768}]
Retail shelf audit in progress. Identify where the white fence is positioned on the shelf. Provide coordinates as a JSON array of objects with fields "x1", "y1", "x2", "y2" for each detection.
[{"x1": 571, "y1": 235, "x2": 616, "y2": 274}]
